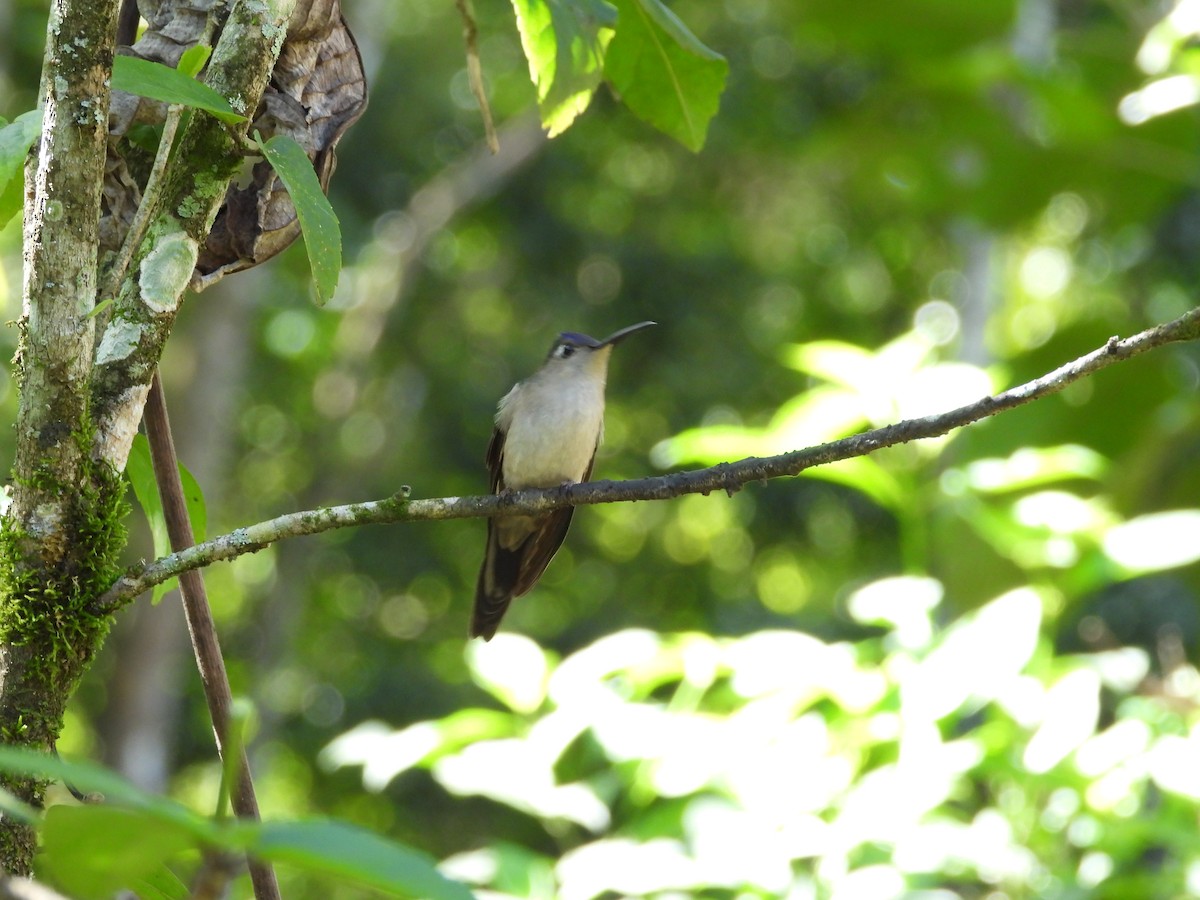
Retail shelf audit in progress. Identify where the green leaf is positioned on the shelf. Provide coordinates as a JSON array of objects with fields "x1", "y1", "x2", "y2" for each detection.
[
  {"x1": 0, "y1": 109, "x2": 43, "y2": 229},
  {"x1": 805, "y1": 455, "x2": 908, "y2": 512},
  {"x1": 0, "y1": 784, "x2": 40, "y2": 825},
  {"x1": 125, "y1": 434, "x2": 208, "y2": 602},
  {"x1": 251, "y1": 820, "x2": 476, "y2": 900},
  {"x1": 0, "y1": 749, "x2": 470, "y2": 899},
  {"x1": 176, "y1": 44, "x2": 212, "y2": 79},
  {"x1": 40, "y1": 806, "x2": 194, "y2": 900},
  {"x1": 511, "y1": 0, "x2": 617, "y2": 136},
  {"x1": 112, "y1": 55, "x2": 246, "y2": 124},
  {"x1": 604, "y1": 0, "x2": 727, "y2": 151},
  {"x1": 0, "y1": 747, "x2": 221, "y2": 843},
  {"x1": 256, "y1": 133, "x2": 341, "y2": 305},
  {"x1": 131, "y1": 867, "x2": 191, "y2": 900},
  {"x1": 126, "y1": 434, "x2": 170, "y2": 580},
  {"x1": 180, "y1": 459, "x2": 208, "y2": 543},
  {"x1": 126, "y1": 122, "x2": 166, "y2": 155},
  {"x1": 962, "y1": 445, "x2": 1109, "y2": 494}
]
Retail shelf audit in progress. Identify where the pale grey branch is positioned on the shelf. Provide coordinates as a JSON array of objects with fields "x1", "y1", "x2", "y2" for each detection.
[{"x1": 96, "y1": 306, "x2": 1200, "y2": 610}]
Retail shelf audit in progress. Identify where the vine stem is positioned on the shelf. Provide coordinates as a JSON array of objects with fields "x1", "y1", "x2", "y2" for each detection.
[{"x1": 143, "y1": 372, "x2": 280, "y2": 900}]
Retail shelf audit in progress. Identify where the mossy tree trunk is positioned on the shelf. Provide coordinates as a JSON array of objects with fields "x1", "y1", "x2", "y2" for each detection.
[{"x1": 0, "y1": 0, "x2": 296, "y2": 873}]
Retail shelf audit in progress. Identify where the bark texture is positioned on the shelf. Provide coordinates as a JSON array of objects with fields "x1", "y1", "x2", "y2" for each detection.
[
  {"x1": 0, "y1": 0, "x2": 123, "y2": 872},
  {"x1": 0, "y1": 0, "x2": 300, "y2": 874}
]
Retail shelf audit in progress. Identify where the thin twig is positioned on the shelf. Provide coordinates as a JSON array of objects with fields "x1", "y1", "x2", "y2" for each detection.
[
  {"x1": 454, "y1": 0, "x2": 499, "y2": 153},
  {"x1": 100, "y1": 0, "x2": 228, "y2": 311},
  {"x1": 97, "y1": 306, "x2": 1200, "y2": 611},
  {"x1": 96, "y1": 103, "x2": 186, "y2": 313},
  {"x1": 143, "y1": 373, "x2": 281, "y2": 900}
]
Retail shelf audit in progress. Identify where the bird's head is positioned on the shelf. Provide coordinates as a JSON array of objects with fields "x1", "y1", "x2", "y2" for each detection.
[{"x1": 543, "y1": 321, "x2": 656, "y2": 375}]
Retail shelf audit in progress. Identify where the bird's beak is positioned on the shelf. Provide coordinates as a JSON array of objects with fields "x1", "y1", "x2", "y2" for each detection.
[{"x1": 598, "y1": 321, "x2": 656, "y2": 347}]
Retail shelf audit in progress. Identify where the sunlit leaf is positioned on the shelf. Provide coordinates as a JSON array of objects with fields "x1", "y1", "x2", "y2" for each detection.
[
  {"x1": 764, "y1": 386, "x2": 868, "y2": 446},
  {"x1": 902, "y1": 588, "x2": 1042, "y2": 721},
  {"x1": 1023, "y1": 668, "x2": 1100, "y2": 773},
  {"x1": 960, "y1": 445, "x2": 1109, "y2": 494},
  {"x1": 1148, "y1": 733, "x2": 1200, "y2": 800},
  {"x1": 466, "y1": 634, "x2": 551, "y2": 713},
  {"x1": 442, "y1": 843, "x2": 557, "y2": 899},
  {"x1": 782, "y1": 340, "x2": 877, "y2": 385},
  {"x1": 803, "y1": 456, "x2": 907, "y2": 512},
  {"x1": 175, "y1": 44, "x2": 212, "y2": 78},
  {"x1": 322, "y1": 710, "x2": 519, "y2": 791},
  {"x1": 112, "y1": 55, "x2": 246, "y2": 124},
  {"x1": 511, "y1": 0, "x2": 616, "y2": 136},
  {"x1": 256, "y1": 133, "x2": 341, "y2": 305},
  {"x1": 556, "y1": 837, "x2": 702, "y2": 897},
  {"x1": 604, "y1": 0, "x2": 727, "y2": 150},
  {"x1": 435, "y1": 739, "x2": 611, "y2": 830},
  {"x1": 847, "y1": 576, "x2": 943, "y2": 650},
  {"x1": 651, "y1": 424, "x2": 764, "y2": 468},
  {"x1": 1103, "y1": 509, "x2": 1200, "y2": 572},
  {"x1": 0, "y1": 109, "x2": 42, "y2": 229}
]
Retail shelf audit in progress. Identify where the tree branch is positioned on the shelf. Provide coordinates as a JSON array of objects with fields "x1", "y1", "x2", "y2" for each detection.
[
  {"x1": 98, "y1": 306, "x2": 1200, "y2": 611},
  {"x1": 89, "y1": 0, "x2": 299, "y2": 474},
  {"x1": 143, "y1": 373, "x2": 280, "y2": 900},
  {"x1": 12, "y1": 0, "x2": 119, "y2": 555},
  {"x1": 0, "y1": 0, "x2": 121, "y2": 873}
]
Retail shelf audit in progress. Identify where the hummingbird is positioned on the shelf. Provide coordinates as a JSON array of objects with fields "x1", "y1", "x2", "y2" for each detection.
[{"x1": 471, "y1": 321, "x2": 656, "y2": 640}]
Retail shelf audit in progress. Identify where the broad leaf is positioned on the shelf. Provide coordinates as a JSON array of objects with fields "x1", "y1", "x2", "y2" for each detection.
[
  {"x1": 0, "y1": 749, "x2": 472, "y2": 899},
  {"x1": 40, "y1": 806, "x2": 194, "y2": 900},
  {"x1": 511, "y1": 0, "x2": 617, "y2": 136},
  {"x1": 179, "y1": 459, "x2": 208, "y2": 543},
  {"x1": 125, "y1": 434, "x2": 170, "y2": 594},
  {"x1": 251, "y1": 820, "x2": 476, "y2": 900},
  {"x1": 0, "y1": 109, "x2": 42, "y2": 229},
  {"x1": 0, "y1": 747, "x2": 221, "y2": 842},
  {"x1": 604, "y1": 0, "x2": 727, "y2": 151},
  {"x1": 176, "y1": 44, "x2": 212, "y2": 79},
  {"x1": 256, "y1": 133, "x2": 341, "y2": 304},
  {"x1": 112, "y1": 55, "x2": 246, "y2": 124},
  {"x1": 131, "y1": 868, "x2": 190, "y2": 900},
  {"x1": 125, "y1": 434, "x2": 208, "y2": 602}
]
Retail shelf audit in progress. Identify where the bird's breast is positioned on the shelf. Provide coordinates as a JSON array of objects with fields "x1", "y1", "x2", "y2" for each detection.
[{"x1": 500, "y1": 380, "x2": 605, "y2": 489}]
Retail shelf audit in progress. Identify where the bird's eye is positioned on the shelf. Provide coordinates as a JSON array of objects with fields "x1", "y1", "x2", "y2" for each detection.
[{"x1": 557, "y1": 344, "x2": 575, "y2": 359}]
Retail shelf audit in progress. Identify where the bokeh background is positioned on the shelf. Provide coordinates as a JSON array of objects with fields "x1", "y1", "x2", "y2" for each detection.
[{"x1": 4, "y1": 0, "x2": 1200, "y2": 896}]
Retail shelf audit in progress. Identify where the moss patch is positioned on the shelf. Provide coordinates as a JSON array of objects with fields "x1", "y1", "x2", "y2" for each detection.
[
  {"x1": 0, "y1": 459, "x2": 126, "y2": 702},
  {"x1": 0, "y1": 430, "x2": 127, "y2": 874}
]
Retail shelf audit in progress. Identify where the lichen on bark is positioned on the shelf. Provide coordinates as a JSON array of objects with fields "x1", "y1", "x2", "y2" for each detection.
[{"x1": 0, "y1": 435, "x2": 126, "y2": 874}]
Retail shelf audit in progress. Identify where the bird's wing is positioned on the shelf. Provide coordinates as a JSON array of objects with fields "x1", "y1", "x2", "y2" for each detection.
[
  {"x1": 507, "y1": 438, "x2": 597, "y2": 597},
  {"x1": 471, "y1": 438, "x2": 600, "y2": 640},
  {"x1": 485, "y1": 426, "x2": 505, "y2": 492},
  {"x1": 473, "y1": 503, "x2": 575, "y2": 639},
  {"x1": 474, "y1": 426, "x2": 513, "y2": 639},
  {"x1": 510, "y1": 506, "x2": 575, "y2": 597}
]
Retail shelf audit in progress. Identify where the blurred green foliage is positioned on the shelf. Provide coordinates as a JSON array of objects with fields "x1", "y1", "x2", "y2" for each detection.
[{"x1": 3, "y1": 0, "x2": 1200, "y2": 896}]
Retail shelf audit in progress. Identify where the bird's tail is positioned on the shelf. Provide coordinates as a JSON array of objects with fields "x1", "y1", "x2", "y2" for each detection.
[{"x1": 471, "y1": 528, "x2": 522, "y2": 640}]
